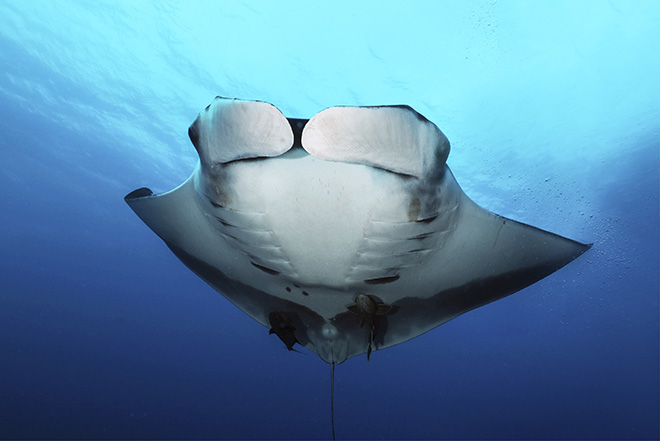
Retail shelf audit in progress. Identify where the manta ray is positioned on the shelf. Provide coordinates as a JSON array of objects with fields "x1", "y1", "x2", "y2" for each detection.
[
  {"x1": 126, "y1": 96, "x2": 589, "y2": 362},
  {"x1": 125, "y1": 97, "x2": 589, "y2": 437}
]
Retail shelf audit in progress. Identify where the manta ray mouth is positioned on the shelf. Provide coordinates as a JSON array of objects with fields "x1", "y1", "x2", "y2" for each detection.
[{"x1": 287, "y1": 117, "x2": 308, "y2": 149}]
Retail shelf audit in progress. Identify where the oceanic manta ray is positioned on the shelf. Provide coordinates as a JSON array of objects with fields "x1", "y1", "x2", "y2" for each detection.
[{"x1": 125, "y1": 97, "x2": 590, "y2": 365}]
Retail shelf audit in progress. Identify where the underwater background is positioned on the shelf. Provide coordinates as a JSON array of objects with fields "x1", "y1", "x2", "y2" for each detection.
[{"x1": 0, "y1": 1, "x2": 658, "y2": 440}]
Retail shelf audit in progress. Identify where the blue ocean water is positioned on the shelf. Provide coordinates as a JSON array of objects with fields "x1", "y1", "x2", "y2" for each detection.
[{"x1": 0, "y1": 1, "x2": 658, "y2": 439}]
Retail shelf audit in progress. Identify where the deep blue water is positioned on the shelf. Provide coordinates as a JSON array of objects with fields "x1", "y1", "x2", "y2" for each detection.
[{"x1": 1, "y1": 1, "x2": 658, "y2": 440}]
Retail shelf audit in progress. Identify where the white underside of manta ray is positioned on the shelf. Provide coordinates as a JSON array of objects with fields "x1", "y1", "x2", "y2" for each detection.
[{"x1": 125, "y1": 97, "x2": 590, "y2": 364}]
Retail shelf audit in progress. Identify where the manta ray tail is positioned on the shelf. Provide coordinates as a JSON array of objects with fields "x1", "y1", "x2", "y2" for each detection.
[{"x1": 331, "y1": 362, "x2": 336, "y2": 441}]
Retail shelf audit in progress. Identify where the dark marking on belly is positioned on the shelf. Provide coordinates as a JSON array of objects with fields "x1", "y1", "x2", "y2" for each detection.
[{"x1": 408, "y1": 198, "x2": 421, "y2": 221}]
